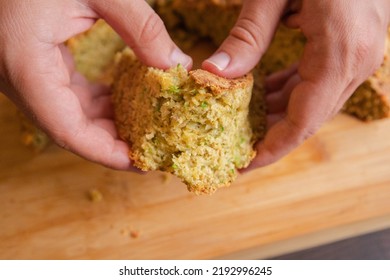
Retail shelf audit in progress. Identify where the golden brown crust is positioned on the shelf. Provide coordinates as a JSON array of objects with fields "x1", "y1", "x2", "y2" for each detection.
[{"x1": 189, "y1": 69, "x2": 253, "y2": 95}]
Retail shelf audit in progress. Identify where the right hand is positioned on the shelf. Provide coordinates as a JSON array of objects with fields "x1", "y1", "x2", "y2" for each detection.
[{"x1": 203, "y1": 0, "x2": 390, "y2": 170}]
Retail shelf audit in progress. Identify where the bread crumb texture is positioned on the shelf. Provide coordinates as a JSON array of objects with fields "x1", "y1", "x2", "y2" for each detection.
[
  {"x1": 19, "y1": 112, "x2": 51, "y2": 152},
  {"x1": 66, "y1": 19, "x2": 125, "y2": 83},
  {"x1": 112, "y1": 49, "x2": 266, "y2": 194},
  {"x1": 88, "y1": 189, "x2": 103, "y2": 203}
]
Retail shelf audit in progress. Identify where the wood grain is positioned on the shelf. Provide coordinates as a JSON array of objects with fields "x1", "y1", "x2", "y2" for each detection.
[{"x1": 1, "y1": 94, "x2": 390, "y2": 260}]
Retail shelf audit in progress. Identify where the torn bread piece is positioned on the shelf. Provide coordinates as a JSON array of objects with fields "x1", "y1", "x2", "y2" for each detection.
[{"x1": 112, "y1": 49, "x2": 265, "y2": 194}]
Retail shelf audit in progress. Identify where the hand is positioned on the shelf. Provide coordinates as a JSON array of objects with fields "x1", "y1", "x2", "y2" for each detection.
[
  {"x1": 203, "y1": 0, "x2": 390, "y2": 169},
  {"x1": 0, "y1": 0, "x2": 192, "y2": 170}
]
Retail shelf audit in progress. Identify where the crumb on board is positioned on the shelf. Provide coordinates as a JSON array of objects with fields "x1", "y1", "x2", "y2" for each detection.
[
  {"x1": 88, "y1": 189, "x2": 103, "y2": 202},
  {"x1": 161, "y1": 172, "x2": 172, "y2": 185},
  {"x1": 120, "y1": 227, "x2": 141, "y2": 239},
  {"x1": 20, "y1": 127, "x2": 50, "y2": 153},
  {"x1": 130, "y1": 230, "x2": 140, "y2": 239}
]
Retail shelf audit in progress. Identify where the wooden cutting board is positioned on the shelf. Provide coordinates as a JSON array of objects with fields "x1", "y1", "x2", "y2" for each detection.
[{"x1": 1, "y1": 90, "x2": 390, "y2": 260}]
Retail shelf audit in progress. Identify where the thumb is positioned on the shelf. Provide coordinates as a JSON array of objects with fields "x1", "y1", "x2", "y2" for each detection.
[
  {"x1": 202, "y1": 0, "x2": 288, "y2": 78},
  {"x1": 87, "y1": 0, "x2": 192, "y2": 70}
]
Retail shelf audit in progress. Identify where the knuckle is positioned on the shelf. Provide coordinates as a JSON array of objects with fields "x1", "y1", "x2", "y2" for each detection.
[
  {"x1": 51, "y1": 130, "x2": 71, "y2": 151},
  {"x1": 372, "y1": 48, "x2": 385, "y2": 71},
  {"x1": 136, "y1": 11, "x2": 165, "y2": 47},
  {"x1": 50, "y1": 125, "x2": 83, "y2": 152},
  {"x1": 57, "y1": 140, "x2": 71, "y2": 151},
  {"x1": 354, "y1": 39, "x2": 371, "y2": 64},
  {"x1": 286, "y1": 116, "x2": 317, "y2": 142},
  {"x1": 353, "y1": 38, "x2": 385, "y2": 77},
  {"x1": 229, "y1": 17, "x2": 265, "y2": 54}
]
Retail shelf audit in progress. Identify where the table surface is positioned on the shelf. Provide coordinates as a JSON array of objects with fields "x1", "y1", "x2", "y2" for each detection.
[{"x1": 1, "y1": 90, "x2": 390, "y2": 260}]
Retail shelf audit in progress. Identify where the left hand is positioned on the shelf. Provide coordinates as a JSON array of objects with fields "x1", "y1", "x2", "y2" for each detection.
[{"x1": 0, "y1": 0, "x2": 192, "y2": 170}]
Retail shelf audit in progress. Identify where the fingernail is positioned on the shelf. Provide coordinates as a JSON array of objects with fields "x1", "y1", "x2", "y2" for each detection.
[
  {"x1": 171, "y1": 48, "x2": 192, "y2": 69},
  {"x1": 205, "y1": 52, "x2": 231, "y2": 71}
]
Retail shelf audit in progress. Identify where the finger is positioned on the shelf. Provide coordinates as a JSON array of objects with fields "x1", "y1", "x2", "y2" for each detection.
[
  {"x1": 36, "y1": 87, "x2": 133, "y2": 170},
  {"x1": 266, "y1": 73, "x2": 301, "y2": 113},
  {"x1": 246, "y1": 34, "x2": 348, "y2": 169},
  {"x1": 284, "y1": 0, "x2": 302, "y2": 16},
  {"x1": 13, "y1": 45, "x2": 135, "y2": 171},
  {"x1": 70, "y1": 71, "x2": 110, "y2": 97},
  {"x1": 63, "y1": 39, "x2": 110, "y2": 100},
  {"x1": 247, "y1": 81, "x2": 334, "y2": 170},
  {"x1": 68, "y1": 82, "x2": 113, "y2": 119},
  {"x1": 92, "y1": 118, "x2": 118, "y2": 139},
  {"x1": 87, "y1": 95, "x2": 114, "y2": 119},
  {"x1": 267, "y1": 113, "x2": 285, "y2": 128},
  {"x1": 44, "y1": 90, "x2": 132, "y2": 170},
  {"x1": 283, "y1": 13, "x2": 301, "y2": 29},
  {"x1": 330, "y1": 79, "x2": 361, "y2": 117},
  {"x1": 282, "y1": 0, "x2": 302, "y2": 28},
  {"x1": 90, "y1": 95, "x2": 114, "y2": 119},
  {"x1": 202, "y1": 0, "x2": 289, "y2": 78},
  {"x1": 264, "y1": 63, "x2": 298, "y2": 92},
  {"x1": 59, "y1": 44, "x2": 75, "y2": 74},
  {"x1": 242, "y1": 0, "x2": 389, "y2": 171},
  {"x1": 87, "y1": 0, "x2": 192, "y2": 70}
]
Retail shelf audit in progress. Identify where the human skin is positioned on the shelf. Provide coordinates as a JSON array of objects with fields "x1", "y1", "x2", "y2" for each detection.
[
  {"x1": 1, "y1": 0, "x2": 389, "y2": 172},
  {"x1": 203, "y1": 0, "x2": 390, "y2": 170},
  {"x1": 0, "y1": 0, "x2": 192, "y2": 170}
]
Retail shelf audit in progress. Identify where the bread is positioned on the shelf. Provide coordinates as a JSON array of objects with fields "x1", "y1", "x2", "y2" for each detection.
[
  {"x1": 19, "y1": 112, "x2": 51, "y2": 152},
  {"x1": 66, "y1": 19, "x2": 125, "y2": 83},
  {"x1": 155, "y1": 0, "x2": 390, "y2": 122},
  {"x1": 112, "y1": 48, "x2": 265, "y2": 194},
  {"x1": 66, "y1": 0, "x2": 156, "y2": 83},
  {"x1": 156, "y1": 0, "x2": 241, "y2": 45},
  {"x1": 342, "y1": 30, "x2": 390, "y2": 121}
]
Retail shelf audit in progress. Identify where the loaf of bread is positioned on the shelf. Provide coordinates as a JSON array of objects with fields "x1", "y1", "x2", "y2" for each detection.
[
  {"x1": 155, "y1": 0, "x2": 390, "y2": 122},
  {"x1": 66, "y1": 19, "x2": 125, "y2": 83},
  {"x1": 112, "y1": 48, "x2": 265, "y2": 194}
]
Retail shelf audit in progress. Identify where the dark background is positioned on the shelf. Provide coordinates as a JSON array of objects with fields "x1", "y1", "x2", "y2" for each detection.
[{"x1": 273, "y1": 228, "x2": 390, "y2": 260}]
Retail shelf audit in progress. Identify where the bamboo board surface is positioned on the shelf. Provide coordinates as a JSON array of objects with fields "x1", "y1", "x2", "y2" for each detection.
[{"x1": 1, "y1": 91, "x2": 390, "y2": 260}]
